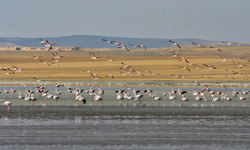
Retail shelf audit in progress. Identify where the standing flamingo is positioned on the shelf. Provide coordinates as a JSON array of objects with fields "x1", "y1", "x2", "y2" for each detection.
[
  {"x1": 94, "y1": 94, "x2": 102, "y2": 106},
  {"x1": 1, "y1": 99, "x2": 11, "y2": 110},
  {"x1": 18, "y1": 92, "x2": 24, "y2": 103},
  {"x1": 169, "y1": 92, "x2": 176, "y2": 104},
  {"x1": 239, "y1": 93, "x2": 246, "y2": 106},
  {"x1": 181, "y1": 94, "x2": 188, "y2": 106},
  {"x1": 211, "y1": 95, "x2": 220, "y2": 104}
]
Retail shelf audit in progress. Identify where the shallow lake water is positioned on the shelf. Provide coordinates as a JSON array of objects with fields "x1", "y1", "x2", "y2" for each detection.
[{"x1": 1, "y1": 86, "x2": 250, "y2": 149}]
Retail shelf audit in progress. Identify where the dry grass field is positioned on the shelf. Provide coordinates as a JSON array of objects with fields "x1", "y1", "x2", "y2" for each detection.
[{"x1": 0, "y1": 46, "x2": 250, "y2": 85}]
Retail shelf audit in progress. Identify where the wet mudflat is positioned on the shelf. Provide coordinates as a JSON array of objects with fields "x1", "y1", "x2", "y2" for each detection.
[{"x1": 1, "y1": 106, "x2": 250, "y2": 149}]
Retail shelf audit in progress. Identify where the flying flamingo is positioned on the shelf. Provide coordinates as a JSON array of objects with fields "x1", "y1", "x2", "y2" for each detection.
[
  {"x1": 89, "y1": 52, "x2": 100, "y2": 59},
  {"x1": 40, "y1": 60, "x2": 51, "y2": 66},
  {"x1": 32, "y1": 55, "x2": 42, "y2": 60},
  {"x1": 39, "y1": 39, "x2": 47, "y2": 45},
  {"x1": 1, "y1": 99, "x2": 11, "y2": 110},
  {"x1": 222, "y1": 41, "x2": 237, "y2": 45},
  {"x1": 105, "y1": 74, "x2": 114, "y2": 79},
  {"x1": 132, "y1": 44, "x2": 147, "y2": 50},
  {"x1": 107, "y1": 57, "x2": 116, "y2": 61},
  {"x1": 169, "y1": 40, "x2": 181, "y2": 48},
  {"x1": 209, "y1": 46, "x2": 222, "y2": 52},
  {"x1": 118, "y1": 45, "x2": 130, "y2": 51},
  {"x1": 45, "y1": 40, "x2": 56, "y2": 51},
  {"x1": 192, "y1": 42, "x2": 206, "y2": 47},
  {"x1": 179, "y1": 66, "x2": 191, "y2": 71}
]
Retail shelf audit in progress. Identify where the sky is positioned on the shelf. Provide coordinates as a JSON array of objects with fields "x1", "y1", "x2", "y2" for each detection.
[{"x1": 0, "y1": 0, "x2": 250, "y2": 43}]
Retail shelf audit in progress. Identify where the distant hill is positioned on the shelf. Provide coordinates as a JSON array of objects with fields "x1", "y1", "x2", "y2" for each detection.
[{"x1": 0, "y1": 35, "x2": 243, "y2": 48}]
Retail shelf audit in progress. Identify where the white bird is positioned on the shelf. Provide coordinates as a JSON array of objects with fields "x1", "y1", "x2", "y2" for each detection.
[
  {"x1": 18, "y1": 92, "x2": 24, "y2": 103},
  {"x1": 169, "y1": 92, "x2": 176, "y2": 104},
  {"x1": 117, "y1": 93, "x2": 124, "y2": 104},
  {"x1": 53, "y1": 95, "x2": 60, "y2": 103},
  {"x1": 4, "y1": 87, "x2": 9, "y2": 93},
  {"x1": 94, "y1": 94, "x2": 102, "y2": 106},
  {"x1": 211, "y1": 95, "x2": 220, "y2": 104},
  {"x1": 181, "y1": 95, "x2": 188, "y2": 105},
  {"x1": 24, "y1": 93, "x2": 31, "y2": 105},
  {"x1": 223, "y1": 93, "x2": 232, "y2": 106},
  {"x1": 153, "y1": 93, "x2": 162, "y2": 105},
  {"x1": 31, "y1": 94, "x2": 37, "y2": 106},
  {"x1": 239, "y1": 93, "x2": 246, "y2": 105},
  {"x1": 195, "y1": 95, "x2": 203, "y2": 105},
  {"x1": 1, "y1": 99, "x2": 11, "y2": 110},
  {"x1": 133, "y1": 89, "x2": 143, "y2": 104}
]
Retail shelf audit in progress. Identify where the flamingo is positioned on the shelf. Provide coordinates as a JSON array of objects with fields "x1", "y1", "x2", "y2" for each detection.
[
  {"x1": 179, "y1": 66, "x2": 191, "y2": 71},
  {"x1": 222, "y1": 41, "x2": 237, "y2": 45},
  {"x1": 192, "y1": 42, "x2": 206, "y2": 47},
  {"x1": 89, "y1": 52, "x2": 100, "y2": 59},
  {"x1": 178, "y1": 88, "x2": 187, "y2": 95},
  {"x1": 18, "y1": 92, "x2": 24, "y2": 103},
  {"x1": 4, "y1": 87, "x2": 9, "y2": 93},
  {"x1": 40, "y1": 60, "x2": 51, "y2": 66},
  {"x1": 39, "y1": 39, "x2": 47, "y2": 45},
  {"x1": 45, "y1": 40, "x2": 56, "y2": 51},
  {"x1": 209, "y1": 46, "x2": 222, "y2": 52},
  {"x1": 153, "y1": 93, "x2": 162, "y2": 105},
  {"x1": 30, "y1": 94, "x2": 37, "y2": 106},
  {"x1": 107, "y1": 57, "x2": 116, "y2": 61},
  {"x1": 239, "y1": 93, "x2": 246, "y2": 105},
  {"x1": 195, "y1": 95, "x2": 203, "y2": 105},
  {"x1": 222, "y1": 93, "x2": 232, "y2": 106},
  {"x1": 116, "y1": 93, "x2": 124, "y2": 104},
  {"x1": 94, "y1": 94, "x2": 102, "y2": 106},
  {"x1": 232, "y1": 88, "x2": 238, "y2": 97},
  {"x1": 242, "y1": 89, "x2": 248, "y2": 95},
  {"x1": 133, "y1": 89, "x2": 143, "y2": 104},
  {"x1": 105, "y1": 74, "x2": 114, "y2": 79},
  {"x1": 32, "y1": 55, "x2": 42, "y2": 60},
  {"x1": 52, "y1": 52, "x2": 63, "y2": 59},
  {"x1": 1, "y1": 99, "x2": 11, "y2": 110},
  {"x1": 117, "y1": 45, "x2": 129, "y2": 51},
  {"x1": 169, "y1": 92, "x2": 176, "y2": 104},
  {"x1": 211, "y1": 95, "x2": 220, "y2": 104},
  {"x1": 24, "y1": 93, "x2": 31, "y2": 105},
  {"x1": 169, "y1": 40, "x2": 181, "y2": 48},
  {"x1": 181, "y1": 94, "x2": 188, "y2": 105},
  {"x1": 168, "y1": 48, "x2": 179, "y2": 57},
  {"x1": 192, "y1": 89, "x2": 200, "y2": 96},
  {"x1": 55, "y1": 88, "x2": 61, "y2": 95},
  {"x1": 98, "y1": 88, "x2": 104, "y2": 95},
  {"x1": 133, "y1": 44, "x2": 147, "y2": 50},
  {"x1": 53, "y1": 95, "x2": 60, "y2": 104},
  {"x1": 75, "y1": 93, "x2": 86, "y2": 105}
]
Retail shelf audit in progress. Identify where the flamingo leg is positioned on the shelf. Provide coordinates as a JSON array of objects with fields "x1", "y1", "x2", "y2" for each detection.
[
  {"x1": 120, "y1": 99, "x2": 121, "y2": 104},
  {"x1": 32, "y1": 101, "x2": 34, "y2": 106},
  {"x1": 98, "y1": 101, "x2": 99, "y2": 107},
  {"x1": 8, "y1": 105, "x2": 10, "y2": 110}
]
